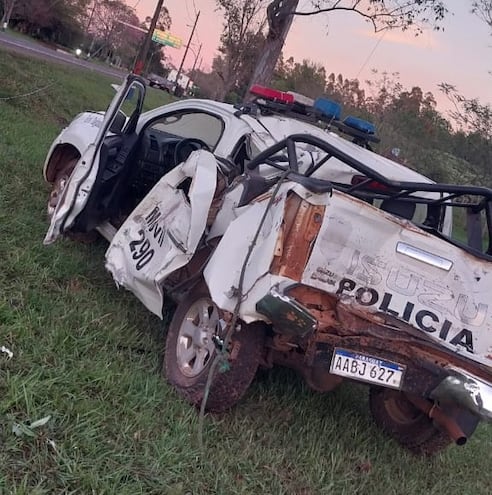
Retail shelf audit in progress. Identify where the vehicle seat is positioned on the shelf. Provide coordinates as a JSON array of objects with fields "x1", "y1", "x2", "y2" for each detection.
[
  {"x1": 237, "y1": 174, "x2": 273, "y2": 207},
  {"x1": 380, "y1": 198, "x2": 416, "y2": 220}
]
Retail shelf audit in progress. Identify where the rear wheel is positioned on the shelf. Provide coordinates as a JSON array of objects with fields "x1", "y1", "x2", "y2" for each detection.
[
  {"x1": 369, "y1": 387, "x2": 452, "y2": 455},
  {"x1": 164, "y1": 286, "x2": 265, "y2": 412}
]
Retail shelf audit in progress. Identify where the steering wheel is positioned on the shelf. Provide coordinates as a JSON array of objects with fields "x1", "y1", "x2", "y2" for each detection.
[
  {"x1": 247, "y1": 137, "x2": 298, "y2": 172},
  {"x1": 173, "y1": 138, "x2": 210, "y2": 165}
]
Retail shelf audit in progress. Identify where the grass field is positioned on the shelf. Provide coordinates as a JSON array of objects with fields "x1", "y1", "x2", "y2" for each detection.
[{"x1": 1, "y1": 48, "x2": 491, "y2": 494}]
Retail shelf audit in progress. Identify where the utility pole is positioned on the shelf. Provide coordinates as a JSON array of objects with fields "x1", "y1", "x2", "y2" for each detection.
[
  {"x1": 174, "y1": 10, "x2": 200, "y2": 96},
  {"x1": 133, "y1": 0, "x2": 165, "y2": 75},
  {"x1": 185, "y1": 43, "x2": 202, "y2": 94},
  {"x1": 85, "y1": 0, "x2": 97, "y2": 35},
  {"x1": 85, "y1": 0, "x2": 99, "y2": 57}
]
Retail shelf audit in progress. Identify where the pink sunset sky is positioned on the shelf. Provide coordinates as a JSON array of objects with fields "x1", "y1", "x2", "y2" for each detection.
[{"x1": 132, "y1": 0, "x2": 491, "y2": 112}]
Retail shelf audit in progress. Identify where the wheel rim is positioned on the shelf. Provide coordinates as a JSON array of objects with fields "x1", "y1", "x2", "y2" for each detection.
[
  {"x1": 384, "y1": 391, "x2": 423, "y2": 425},
  {"x1": 176, "y1": 297, "x2": 221, "y2": 378},
  {"x1": 48, "y1": 175, "x2": 68, "y2": 217},
  {"x1": 47, "y1": 160, "x2": 77, "y2": 218}
]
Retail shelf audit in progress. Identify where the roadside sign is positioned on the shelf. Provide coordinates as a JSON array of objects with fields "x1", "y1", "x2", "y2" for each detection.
[{"x1": 152, "y1": 29, "x2": 182, "y2": 48}]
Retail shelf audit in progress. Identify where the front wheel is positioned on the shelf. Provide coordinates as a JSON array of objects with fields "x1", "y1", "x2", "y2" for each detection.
[
  {"x1": 164, "y1": 286, "x2": 265, "y2": 412},
  {"x1": 47, "y1": 158, "x2": 97, "y2": 242},
  {"x1": 369, "y1": 387, "x2": 452, "y2": 455},
  {"x1": 47, "y1": 158, "x2": 78, "y2": 219}
]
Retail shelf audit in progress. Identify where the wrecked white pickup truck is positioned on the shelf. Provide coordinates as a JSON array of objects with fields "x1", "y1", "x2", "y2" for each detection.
[{"x1": 43, "y1": 74, "x2": 492, "y2": 455}]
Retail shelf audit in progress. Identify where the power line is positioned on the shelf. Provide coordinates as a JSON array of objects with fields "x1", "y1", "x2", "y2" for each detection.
[
  {"x1": 185, "y1": 0, "x2": 201, "y2": 46},
  {"x1": 174, "y1": 10, "x2": 200, "y2": 94},
  {"x1": 185, "y1": 0, "x2": 193, "y2": 23},
  {"x1": 355, "y1": 30, "x2": 387, "y2": 79}
]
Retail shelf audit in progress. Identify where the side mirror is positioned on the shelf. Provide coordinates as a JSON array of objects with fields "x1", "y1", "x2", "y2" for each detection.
[{"x1": 109, "y1": 110, "x2": 126, "y2": 134}]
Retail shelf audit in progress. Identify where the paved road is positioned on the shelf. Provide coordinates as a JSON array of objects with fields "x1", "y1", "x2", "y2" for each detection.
[{"x1": 0, "y1": 31, "x2": 128, "y2": 81}]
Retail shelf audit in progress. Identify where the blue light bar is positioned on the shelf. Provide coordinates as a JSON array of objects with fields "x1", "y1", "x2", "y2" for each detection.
[
  {"x1": 313, "y1": 98, "x2": 341, "y2": 121},
  {"x1": 343, "y1": 116, "x2": 376, "y2": 135}
]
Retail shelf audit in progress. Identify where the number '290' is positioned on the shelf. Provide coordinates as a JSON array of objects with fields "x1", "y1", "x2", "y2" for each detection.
[{"x1": 129, "y1": 229, "x2": 154, "y2": 270}]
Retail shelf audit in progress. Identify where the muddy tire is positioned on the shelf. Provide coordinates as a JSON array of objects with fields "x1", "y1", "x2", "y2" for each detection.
[
  {"x1": 47, "y1": 158, "x2": 78, "y2": 220},
  {"x1": 369, "y1": 387, "x2": 452, "y2": 455},
  {"x1": 164, "y1": 286, "x2": 265, "y2": 412},
  {"x1": 47, "y1": 158, "x2": 97, "y2": 243}
]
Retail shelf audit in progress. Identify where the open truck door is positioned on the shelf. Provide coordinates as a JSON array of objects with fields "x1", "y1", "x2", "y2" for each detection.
[{"x1": 44, "y1": 74, "x2": 146, "y2": 245}]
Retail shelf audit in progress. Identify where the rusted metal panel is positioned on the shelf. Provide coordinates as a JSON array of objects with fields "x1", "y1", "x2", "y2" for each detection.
[
  {"x1": 286, "y1": 285, "x2": 338, "y2": 331},
  {"x1": 271, "y1": 194, "x2": 325, "y2": 281}
]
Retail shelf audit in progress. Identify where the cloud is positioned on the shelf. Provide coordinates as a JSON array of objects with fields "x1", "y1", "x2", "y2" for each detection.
[{"x1": 357, "y1": 28, "x2": 440, "y2": 50}]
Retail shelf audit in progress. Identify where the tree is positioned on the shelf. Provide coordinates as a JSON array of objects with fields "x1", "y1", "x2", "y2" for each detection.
[
  {"x1": 273, "y1": 57, "x2": 327, "y2": 97},
  {"x1": 472, "y1": 0, "x2": 492, "y2": 33},
  {"x1": 144, "y1": 6, "x2": 171, "y2": 33},
  {"x1": 246, "y1": 0, "x2": 448, "y2": 96},
  {"x1": 7, "y1": 0, "x2": 90, "y2": 45},
  {"x1": 88, "y1": 0, "x2": 140, "y2": 62},
  {"x1": 472, "y1": 0, "x2": 492, "y2": 73},
  {"x1": 156, "y1": 6, "x2": 171, "y2": 31},
  {"x1": 439, "y1": 83, "x2": 492, "y2": 140},
  {"x1": 325, "y1": 72, "x2": 366, "y2": 111},
  {"x1": 190, "y1": 68, "x2": 223, "y2": 99},
  {"x1": 215, "y1": 0, "x2": 268, "y2": 101},
  {"x1": 1, "y1": 0, "x2": 17, "y2": 28}
]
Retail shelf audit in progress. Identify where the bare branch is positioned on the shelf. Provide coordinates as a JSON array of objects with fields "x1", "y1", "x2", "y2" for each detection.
[
  {"x1": 472, "y1": 0, "x2": 492, "y2": 31},
  {"x1": 293, "y1": 6, "x2": 377, "y2": 31},
  {"x1": 293, "y1": 0, "x2": 448, "y2": 33}
]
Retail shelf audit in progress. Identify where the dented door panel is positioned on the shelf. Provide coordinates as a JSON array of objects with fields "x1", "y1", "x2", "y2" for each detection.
[
  {"x1": 105, "y1": 150, "x2": 218, "y2": 316},
  {"x1": 204, "y1": 183, "x2": 332, "y2": 322}
]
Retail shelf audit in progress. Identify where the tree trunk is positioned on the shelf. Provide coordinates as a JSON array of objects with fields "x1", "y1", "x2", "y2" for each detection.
[
  {"x1": 1, "y1": 0, "x2": 17, "y2": 27},
  {"x1": 244, "y1": 0, "x2": 299, "y2": 101}
]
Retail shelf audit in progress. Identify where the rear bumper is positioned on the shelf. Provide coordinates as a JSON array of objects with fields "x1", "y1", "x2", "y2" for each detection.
[
  {"x1": 257, "y1": 284, "x2": 492, "y2": 422},
  {"x1": 431, "y1": 368, "x2": 492, "y2": 421}
]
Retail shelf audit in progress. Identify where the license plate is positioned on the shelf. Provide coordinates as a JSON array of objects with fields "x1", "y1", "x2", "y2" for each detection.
[{"x1": 330, "y1": 348, "x2": 405, "y2": 389}]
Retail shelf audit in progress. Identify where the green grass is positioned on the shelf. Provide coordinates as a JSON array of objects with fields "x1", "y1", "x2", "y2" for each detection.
[{"x1": 1, "y1": 48, "x2": 492, "y2": 494}]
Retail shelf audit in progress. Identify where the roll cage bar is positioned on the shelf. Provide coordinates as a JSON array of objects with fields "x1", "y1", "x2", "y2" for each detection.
[{"x1": 246, "y1": 134, "x2": 492, "y2": 258}]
